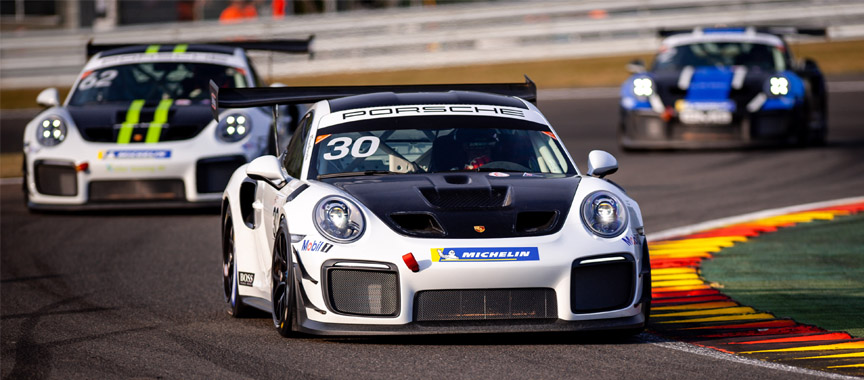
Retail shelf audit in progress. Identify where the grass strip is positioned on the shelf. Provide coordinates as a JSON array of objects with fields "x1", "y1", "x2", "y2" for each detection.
[{"x1": 701, "y1": 212, "x2": 864, "y2": 338}]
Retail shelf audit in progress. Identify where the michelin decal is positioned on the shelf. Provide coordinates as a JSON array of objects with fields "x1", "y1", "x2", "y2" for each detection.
[{"x1": 431, "y1": 247, "x2": 539, "y2": 262}]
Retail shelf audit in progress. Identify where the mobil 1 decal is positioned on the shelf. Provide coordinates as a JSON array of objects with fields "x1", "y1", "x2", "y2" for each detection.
[
  {"x1": 431, "y1": 247, "x2": 539, "y2": 262},
  {"x1": 300, "y1": 239, "x2": 334, "y2": 253}
]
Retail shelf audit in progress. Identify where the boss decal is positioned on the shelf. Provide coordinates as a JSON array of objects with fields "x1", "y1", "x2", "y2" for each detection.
[
  {"x1": 300, "y1": 239, "x2": 334, "y2": 253},
  {"x1": 430, "y1": 247, "x2": 539, "y2": 262},
  {"x1": 98, "y1": 150, "x2": 171, "y2": 160},
  {"x1": 238, "y1": 272, "x2": 254, "y2": 286}
]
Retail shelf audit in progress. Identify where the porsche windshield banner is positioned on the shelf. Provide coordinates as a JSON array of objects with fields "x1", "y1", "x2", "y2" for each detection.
[{"x1": 431, "y1": 247, "x2": 539, "y2": 262}]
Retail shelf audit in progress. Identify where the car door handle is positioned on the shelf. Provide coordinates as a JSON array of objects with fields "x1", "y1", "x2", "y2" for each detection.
[{"x1": 252, "y1": 200, "x2": 263, "y2": 210}]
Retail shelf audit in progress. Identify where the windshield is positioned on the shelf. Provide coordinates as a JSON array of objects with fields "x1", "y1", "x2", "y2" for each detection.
[
  {"x1": 653, "y1": 42, "x2": 787, "y2": 72},
  {"x1": 310, "y1": 116, "x2": 575, "y2": 179},
  {"x1": 68, "y1": 62, "x2": 247, "y2": 106}
]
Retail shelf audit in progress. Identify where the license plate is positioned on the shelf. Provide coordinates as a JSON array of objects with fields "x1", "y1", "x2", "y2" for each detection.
[{"x1": 679, "y1": 109, "x2": 732, "y2": 125}]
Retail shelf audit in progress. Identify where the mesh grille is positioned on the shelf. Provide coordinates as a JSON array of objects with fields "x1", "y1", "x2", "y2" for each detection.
[
  {"x1": 89, "y1": 180, "x2": 185, "y2": 202},
  {"x1": 328, "y1": 269, "x2": 399, "y2": 316},
  {"x1": 35, "y1": 162, "x2": 77, "y2": 196},
  {"x1": 415, "y1": 288, "x2": 557, "y2": 321},
  {"x1": 571, "y1": 260, "x2": 635, "y2": 313},
  {"x1": 419, "y1": 187, "x2": 509, "y2": 209}
]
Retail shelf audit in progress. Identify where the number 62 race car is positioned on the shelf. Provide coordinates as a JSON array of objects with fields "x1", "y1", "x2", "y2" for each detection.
[{"x1": 215, "y1": 78, "x2": 650, "y2": 337}]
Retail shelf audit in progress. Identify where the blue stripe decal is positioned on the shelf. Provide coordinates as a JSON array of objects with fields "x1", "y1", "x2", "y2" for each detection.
[{"x1": 686, "y1": 67, "x2": 735, "y2": 102}]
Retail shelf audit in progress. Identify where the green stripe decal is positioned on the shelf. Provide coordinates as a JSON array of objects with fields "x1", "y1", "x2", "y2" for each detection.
[
  {"x1": 172, "y1": 44, "x2": 188, "y2": 54},
  {"x1": 145, "y1": 45, "x2": 160, "y2": 54},
  {"x1": 145, "y1": 99, "x2": 173, "y2": 143},
  {"x1": 117, "y1": 99, "x2": 145, "y2": 144}
]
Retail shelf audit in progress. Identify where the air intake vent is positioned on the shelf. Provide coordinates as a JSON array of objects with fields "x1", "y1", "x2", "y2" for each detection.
[
  {"x1": 327, "y1": 268, "x2": 399, "y2": 316},
  {"x1": 571, "y1": 256, "x2": 635, "y2": 314},
  {"x1": 390, "y1": 212, "x2": 446, "y2": 237},
  {"x1": 516, "y1": 211, "x2": 558, "y2": 234},
  {"x1": 419, "y1": 187, "x2": 510, "y2": 209},
  {"x1": 415, "y1": 288, "x2": 557, "y2": 321},
  {"x1": 89, "y1": 180, "x2": 185, "y2": 202},
  {"x1": 34, "y1": 160, "x2": 77, "y2": 196}
]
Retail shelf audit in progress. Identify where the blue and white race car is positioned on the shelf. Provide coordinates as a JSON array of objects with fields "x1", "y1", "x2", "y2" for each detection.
[
  {"x1": 215, "y1": 79, "x2": 651, "y2": 337},
  {"x1": 619, "y1": 27, "x2": 827, "y2": 149}
]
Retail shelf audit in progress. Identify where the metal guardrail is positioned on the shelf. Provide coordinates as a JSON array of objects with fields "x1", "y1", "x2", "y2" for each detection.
[{"x1": 1, "y1": 0, "x2": 862, "y2": 89}]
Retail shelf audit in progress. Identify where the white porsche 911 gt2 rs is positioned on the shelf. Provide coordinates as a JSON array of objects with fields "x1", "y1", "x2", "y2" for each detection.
[{"x1": 215, "y1": 78, "x2": 651, "y2": 337}]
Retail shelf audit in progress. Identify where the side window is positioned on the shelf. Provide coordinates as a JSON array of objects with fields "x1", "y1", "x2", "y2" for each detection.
[{"x1": 282, "y1": 111, "x2": 313, "y2": 178}]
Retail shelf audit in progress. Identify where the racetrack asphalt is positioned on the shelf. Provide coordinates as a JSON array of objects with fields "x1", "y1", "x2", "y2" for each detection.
[{"x1": 2, "y1": 88, "x2": 864, "y2": 379}]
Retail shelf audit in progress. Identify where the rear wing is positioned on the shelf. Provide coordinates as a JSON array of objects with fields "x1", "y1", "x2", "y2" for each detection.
[
  {"x1": 208, "y1": 76, "x2": 537, "y2": 122},
  {"x1": 658, "y1": 26, "x2": 827, "y2": 38},
  {"x1": 86, "y1": 35, "x2": 315, "y2": 58}
]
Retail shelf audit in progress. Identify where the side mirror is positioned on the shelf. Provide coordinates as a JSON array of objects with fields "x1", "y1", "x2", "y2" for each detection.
[
  {"x1": 587, "y1": 150, "x2": 618, "y2": 178},
  {"x1": 627, "y1": 59, "x2": 646, "y2": 74},
  {"x1": 36, "y1": 88, "x2": 60, "y2": 108},
  {"x1": 247, "y1": 155, "x2": 288, "y2": 187},
  {"x1": 802, "y1": 58, "x2": 820, "y2": 71}
]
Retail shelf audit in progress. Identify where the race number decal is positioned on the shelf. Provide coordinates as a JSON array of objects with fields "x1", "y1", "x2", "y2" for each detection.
[
  {"x1": 79, "y1": 70, "x2": 118, "y2": 90},
  {"x1": 323, "y1": 136, "x2": 380, "y2": 160}
]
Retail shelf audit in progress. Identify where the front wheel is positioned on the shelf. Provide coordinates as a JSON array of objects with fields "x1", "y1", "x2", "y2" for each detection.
[
  {"x1": 271, "y1": 225, "x2": 296, "y2": 337},
  {"x1": 222, "y1": 208, "x2": 247, "y2": 317}
]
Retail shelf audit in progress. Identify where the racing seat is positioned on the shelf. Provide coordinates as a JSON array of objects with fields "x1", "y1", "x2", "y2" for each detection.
[{"x1": 429, "y1": 134, "x2": 466, "y2": 172}]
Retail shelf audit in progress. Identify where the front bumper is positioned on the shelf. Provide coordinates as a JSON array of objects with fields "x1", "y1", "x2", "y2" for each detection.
[{"x1": 620, "y1": 109, "x2": 797, "y2": 149}]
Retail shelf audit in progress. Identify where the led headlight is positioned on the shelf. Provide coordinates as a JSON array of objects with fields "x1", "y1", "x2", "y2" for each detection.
[
  {"x1": 216, "y1": 113, "x2": 251, "y2": 142},
  {"x1": 581, "y1": 191, "x2": 628, "y2": 238},
  {"x1": 768, "y1": 77, "x2": 789, "y2": 96},
  {"x1": 313, "y1": 196, "x2": 365, "y2": 243},
  {"x1": 633, "y1": 77, "x2": 654, "y2": 97},
  {"x1": 36, "y1": 116, "x2": 67, "y2": 146}
]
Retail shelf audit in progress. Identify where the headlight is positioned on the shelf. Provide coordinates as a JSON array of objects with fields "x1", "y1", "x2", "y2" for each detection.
[
  {"x1": 216, "y1": 113, "x2": 251, "y2": 142},
  {"x1": 581, "y1": 191, "x2": 628, "y2": 238},
  {"x1": 36, "y1": 116, "x2": 67, "y2": 146},
  {"x1": 313, "y1": 196, "x2": 365, "y2": 243},
  {"x1": 633, "y1": 77, "x2": 654, "y2": 97},
  {"x1": 768, "y1": 77, "x2": 789, "y2": 96}
]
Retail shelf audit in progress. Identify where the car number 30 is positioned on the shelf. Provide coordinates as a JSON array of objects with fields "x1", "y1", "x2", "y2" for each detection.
[{"x1": 323, "y1": 136, "x2": 380, "y2": 160}]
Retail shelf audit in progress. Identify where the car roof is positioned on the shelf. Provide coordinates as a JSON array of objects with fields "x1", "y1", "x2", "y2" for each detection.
[
  {"x1": 97, "y1": 44, "x2": 238, "y2": 57},
  {"x1": 83, "y1": 45, "x2": 248, "y2": 72},
  {"x1": 662, "y1": 29, "x2": 785, "y2": 48},
  {"x1": 327, "y1": 91, "x2": 529, "y2": 112}
]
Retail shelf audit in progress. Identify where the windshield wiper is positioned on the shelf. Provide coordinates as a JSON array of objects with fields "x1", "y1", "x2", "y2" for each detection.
[{"x1": 317, "y1": 170, "x2": 405, "y2": 179}]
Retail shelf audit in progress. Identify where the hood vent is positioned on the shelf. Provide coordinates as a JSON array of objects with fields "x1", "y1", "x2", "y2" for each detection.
[
  {"x1": 419, "y1": 186, "x2": 511, "y2": 209},
  {"x1": 516, "y1": 211, "x2": 558, "y2": 234},
  {"x1": 389, "y1": 213, "x2": 446, "y2": 237}
]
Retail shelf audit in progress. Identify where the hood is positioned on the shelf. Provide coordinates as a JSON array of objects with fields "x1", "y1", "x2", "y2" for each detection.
[
  {"x1": 323, "y1": 173, "x2": 581, "y2": 239},
  {"x1": 652, "y1": 67, "x2": 773, "y2": 111},
  {"x1": 67, "y1": 103, "x2": 213, "y2": 143}
]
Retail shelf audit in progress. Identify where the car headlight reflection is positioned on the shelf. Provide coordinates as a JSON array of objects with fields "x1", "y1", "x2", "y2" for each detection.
[
  {"x1": 36, "y1": 116, "x2": 67, "y2": 146},
  {"x1": 217, "y1": 113, "x2": 251, "y2": 142},
  {"x1": 314, "y1": 196, "x2": 365, "y2": 243},
  {"x1": 769, "y1": 77, "x2": 789, "y2": 96},
  {"x1": 633, "y1": 77, "x2": 654, "y2": 97},
  {"x1": 581, "y1": 191, "x2": 628, "y2": 238}
]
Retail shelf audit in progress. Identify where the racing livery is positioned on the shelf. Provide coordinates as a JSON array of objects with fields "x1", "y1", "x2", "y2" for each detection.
[
  {"x1": 619, "y1": 27, "x2": 827, "y2": 149},
  {"x1": 22, "y1": 38, "x2": 312, "y2": 210},
  {"x1": 217, "y1": 79, "x2": 651, "y2": 337}
]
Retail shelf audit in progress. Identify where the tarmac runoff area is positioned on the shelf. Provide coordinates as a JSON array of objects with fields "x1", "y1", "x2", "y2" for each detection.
[{"x1": 645, "y1": 196, "x2": 864, "y2": 378}]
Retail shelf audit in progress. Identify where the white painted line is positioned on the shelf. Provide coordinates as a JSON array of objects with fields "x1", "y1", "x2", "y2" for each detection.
[
  {"x1": 647, "y1": 195, "x2": 864, "y2": 241},
  {"x1": 0, "y1": 177, "x2": 23, "y2": 185},
  {"x1": 642, "y1": 334, "x2": 860, "y2": 380}
]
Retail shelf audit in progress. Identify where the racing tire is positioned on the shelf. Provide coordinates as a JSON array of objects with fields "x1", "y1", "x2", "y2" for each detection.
[
  {"x1": 222, "y1": 207, "x2": 248, "y2": 317},
  {"x1": 271, "y1": 223, "x2": 297, "y2": 337}
]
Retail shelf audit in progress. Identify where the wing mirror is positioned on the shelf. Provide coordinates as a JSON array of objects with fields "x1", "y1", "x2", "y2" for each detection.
[
  {"x1": 36, "y1": 88, "x2": 60, "y2": 108},
  {"x1": 627, "y1": 59, "x2": 646, "y2": 74},
  {"x1": 246, "y1": 155, "x2": 288, "y2": 188},
  {"x1": 587, "y1": 150, "x2": 618, "y2": 178}
]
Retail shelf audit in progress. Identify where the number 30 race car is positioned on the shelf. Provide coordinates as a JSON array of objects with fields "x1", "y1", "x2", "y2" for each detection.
[
  {"x1": 619, "y1": 27, "x2": 828, "y2": 149},
  {"x1": 216, "y1": 78, "x2": 651, "y2": 337},
  {"x1": 22, "y1": 38, "x2": 311, "y2": 210}
]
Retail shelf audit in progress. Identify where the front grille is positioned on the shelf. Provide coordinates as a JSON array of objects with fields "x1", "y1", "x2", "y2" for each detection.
[
  {"x1": 571, "y1": 256, "x2": 635, "y2": 314},
  {"x1": 196, "y1": 155, "x2": 247, "y2": 193},
  {"x1": 89, "y1": 180, "x2": 185, "y2": 202},
  {"x1": 34, "y1": 160, "x2": 77, "y2": 196},
  {"x1": 327, "y1": 268, "x2": 399, "y2": 316},
  {"x1": 415, "y1": 288, "x2": 557, "y2": 321},
  {"x1": 419, "y1": 187, "x2": 510, "y2": 209}
]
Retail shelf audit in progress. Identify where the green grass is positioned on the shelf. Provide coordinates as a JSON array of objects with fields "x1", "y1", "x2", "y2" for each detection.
[{"x1": 701, "y1": 212, "x2": 864, "y2": 338}]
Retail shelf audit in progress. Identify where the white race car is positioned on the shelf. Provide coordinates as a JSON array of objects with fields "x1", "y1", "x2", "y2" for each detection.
[
  {"x1": 217, "y1": 79, "x2": 651, "y2": 336},
  {"x1": 22, "y1": 38, "x2": 311, "y2": 210}
]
